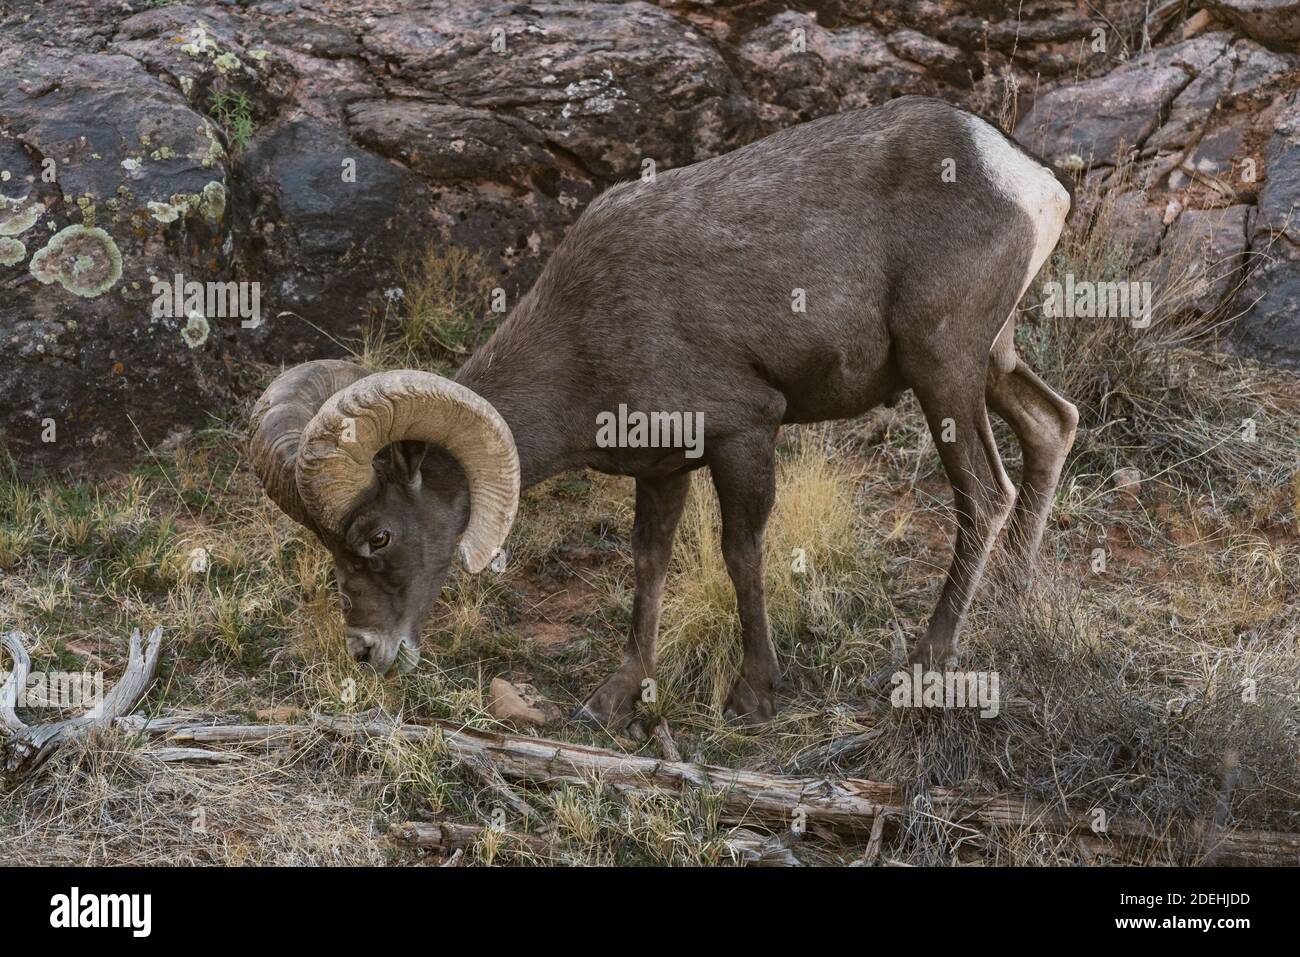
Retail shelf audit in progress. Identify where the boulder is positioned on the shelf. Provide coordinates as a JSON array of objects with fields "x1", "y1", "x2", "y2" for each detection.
[
  {"x1": 1253, "y1": 94, "x2": 1300, "y2": 245},
  {"x1": 1227, "y1": 38, "x2": 1300, "y2": 98},
  {"x1": 1233, "y1": 92, "x2": 1300, "y2": 365},
  {"x1": 1149, "y1": 205, "x2": 1253, "y2": 318},
  {"x1": 1204, "y1": 1, "x2": 1300, "y2": 46},
  {"x1": 1147, "y1": 54, "x2": 1235, "y2": 151},
  {"x1": 237, "y1": 115, "x2": 437, "y2": 350},
  {"x1": 361, "y1": 1, "x2": 756, "y2": 180},
  {"x1": 1015, "y1": 60, "x2": 1194, "y2": 168},
  {"x1": 0, "y1": 43, "x2": 235, "y2": 474},
  {"x1": 1105, "y1": 190, "x2": 1167, "y2": 264},
  {"x1": 1233, "y1": 248, "x2": 1300, "y2": 367},
  {"x1": 886, "y1": 29, "x2": 973, "y2": 86},
  {"x1": 735, "y1": 10, "x2": 928, "y2": 125}
]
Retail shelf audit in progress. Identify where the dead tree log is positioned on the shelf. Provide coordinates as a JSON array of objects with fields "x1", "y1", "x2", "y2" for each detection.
[{"x1": 1, "y1": 626, "x2": 163, "y2": 772}]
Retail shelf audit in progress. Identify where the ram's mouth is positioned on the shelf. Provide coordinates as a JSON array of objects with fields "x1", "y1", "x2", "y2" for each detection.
[{"x1": 394, "y1": 639, "x2": 421, "y2": 675}]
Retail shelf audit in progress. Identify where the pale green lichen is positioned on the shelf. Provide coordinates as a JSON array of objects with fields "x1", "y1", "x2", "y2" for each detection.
[
  {"x1": 148, "y1": 200, "x2": 184, "y2": 223},
  {"x1": 147, "y1": 181, "x2": 225, "y2": 225},
  {"x1": 180, "y1": 23, "x2": 253, "y2": 78},
  {"x1": 180, "y1": 25, "x2": 218, "y2": 57},
  {"x1": 181, "y1": 310, "x2": 209, "y2": 349},
  {"x1": 0, "y1": 237, "x2": 25, "y2": 266},
  {"x1": 28, "y1": 225, "x2": 122, "y2": 298},
  {"x1": 199, "y1": 180, "x2": 225, "y2": 223},
  {"x1": 121, "y1": 157, "x2": 141, "y2": 172},
  {"x1": 213, "y1": 51, "x2": 243, "y2": 74},
  {"x1": 197, "y1": 122, "x2": 228, "y2": 168},
  {"x1": 75, "y1": 194, "x2": 96, "y2": 227},
  {"x1": 0, "y1": 194, "x2": 43, "y2": 236}
]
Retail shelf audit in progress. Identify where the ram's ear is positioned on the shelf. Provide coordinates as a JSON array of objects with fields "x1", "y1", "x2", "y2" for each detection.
[{"x1": 387, "y1": 440, "x2": 427, "y2": 488}]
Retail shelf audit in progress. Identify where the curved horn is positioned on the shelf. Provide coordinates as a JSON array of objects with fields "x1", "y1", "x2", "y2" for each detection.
[
  {"x1": 248, "y1": 359, "x2": 373, "y2": 529},
  {"x1": 295, "y1": 370, "x2": 520, "y2": 573}
]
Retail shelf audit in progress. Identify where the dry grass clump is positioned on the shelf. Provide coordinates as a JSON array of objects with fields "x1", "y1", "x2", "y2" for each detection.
[
  {"x1": 0, "y1": 727, "x2": 385, "y2": 866},
  {"x1": 809, "y1": 575, "x2": 1300, "y2": 864},
  {"x1": 655, "y1": 430, "x2": 890, "y2": 721},
  {"x1": 1020, "y1": 165, "x2": 1297, "y2": 513},
  {"x1": 362, "y1": 244, "x2": 498, "y2": 372}
]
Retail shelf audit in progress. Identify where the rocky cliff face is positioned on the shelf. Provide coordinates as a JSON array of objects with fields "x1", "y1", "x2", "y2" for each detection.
[{"x1": 1, "y1": 0, "x2": 1297, "y2": 474}]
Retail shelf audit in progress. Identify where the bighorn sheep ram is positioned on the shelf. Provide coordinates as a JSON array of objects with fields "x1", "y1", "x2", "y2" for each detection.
[{"x1": 250, "y1": 97, "x2": 1077, "y2": 726}]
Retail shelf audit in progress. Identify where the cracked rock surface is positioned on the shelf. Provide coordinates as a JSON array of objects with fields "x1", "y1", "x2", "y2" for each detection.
[{"x1": 1, "y1": 0, "x2": 1298, "y2": 473}]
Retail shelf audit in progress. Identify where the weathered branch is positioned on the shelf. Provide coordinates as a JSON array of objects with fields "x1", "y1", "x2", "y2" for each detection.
[
  {"x1": 0, "y1": 631, "x2": 32, "y2": 733},
  {"x1": 114, "y1": 713, "x2": 1300, "y2": 865},
  {"x1": 2, "y1": 626, "x2": 164, "y2": 773},
  {"x1": 392, "y1": 820, "x2": 549, "y2": 855}
]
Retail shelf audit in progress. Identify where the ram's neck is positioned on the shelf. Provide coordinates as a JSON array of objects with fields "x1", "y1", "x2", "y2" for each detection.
[{"x1": 454, "y1": 296, "x2": 576, "y2": 490}]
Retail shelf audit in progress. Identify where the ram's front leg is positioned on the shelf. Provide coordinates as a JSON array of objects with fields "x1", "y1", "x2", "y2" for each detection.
[
  {"x1": 575, "y1": 472, "x2": 690, "y2": 730},
  {"x1": 710, "y1": 433, "x2": 781, "y2": 725}
]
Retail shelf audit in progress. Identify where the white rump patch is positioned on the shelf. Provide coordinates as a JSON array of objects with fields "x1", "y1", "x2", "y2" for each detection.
[{"x1": 963, "y1": 112, "x2": 1070, "y2": 297}]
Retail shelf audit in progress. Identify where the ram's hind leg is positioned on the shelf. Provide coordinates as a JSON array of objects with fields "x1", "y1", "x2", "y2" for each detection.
[
  {"x1": 985, "y1": 358, "x2": 1079, "y2": 582},
  {"x1": 907, "y1": 374, "x2": 1016, "y2": 669},
  {"x1": 575, "y1": 472, "x2": 690, "y2": 729}
]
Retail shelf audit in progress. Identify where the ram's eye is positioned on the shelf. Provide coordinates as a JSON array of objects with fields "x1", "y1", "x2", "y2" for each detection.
[{"x1": 368, "y1": 529, "x2": 392, "y2": 551}]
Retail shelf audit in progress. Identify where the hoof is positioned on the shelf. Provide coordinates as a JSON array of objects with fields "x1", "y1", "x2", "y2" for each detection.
[
  {"x1": 573, "y1": 667, "x2": 644, "y2": 730},
  {"x1": 905, "y1": 641, "x2": 959, "y2": 672},
  {"x1": 723, "y1": 676, "x2": 778, "y2": 726}
]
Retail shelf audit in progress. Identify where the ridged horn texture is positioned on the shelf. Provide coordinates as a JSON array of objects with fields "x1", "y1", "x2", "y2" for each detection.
[
  {"x1": 295, "y1": 369, "x2": 520, "y2": 573},
  {"x1": 249, "y1": 359, "x2": 373, "y2": 530}
]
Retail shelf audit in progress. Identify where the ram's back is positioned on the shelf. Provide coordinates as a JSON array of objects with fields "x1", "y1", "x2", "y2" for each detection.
[{"x1": 488, "y1": 96, "x2": 1061, "y2": 443}]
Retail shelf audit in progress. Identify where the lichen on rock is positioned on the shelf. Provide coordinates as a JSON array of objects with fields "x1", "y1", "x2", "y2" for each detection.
[
  {"x1": 181, "y1": 310, "x2": 210, "y2": 349},
  {"x1": 28, "y1": 225, "x2": 123, "y2": 298},
  {"x1": 199, "y1": 180, "x2": 226, "y2": 223},
  {"x1": 148, "y1": 200, "x2": 184, "y2": 223},
  {"x1": 214, "y1": 51, "x2": 243, "y2": 74},
  {"x1": 0, "y1": 193, "x2": 43, "y2": 236},
  {"x1": 0, "y1": 236, "x2": 26, "y2": 266},
  {"x1": 146, "y1": 180, "x2": 226, "y2": 225}
]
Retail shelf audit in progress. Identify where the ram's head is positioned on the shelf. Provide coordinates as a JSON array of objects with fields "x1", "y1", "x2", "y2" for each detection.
[{"x1": 249, "y1": 361, "x2": 519, "y2": 674}]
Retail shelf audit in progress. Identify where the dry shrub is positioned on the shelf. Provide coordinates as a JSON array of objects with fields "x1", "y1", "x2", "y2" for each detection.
[
  {"x1": 779, "y1": 565, "x2": 1300, "y2": 864},
  {"x1": 1020, "y1": 164, "x2": 1297, "y2": 510},
  {"x1": 363, "y1": 243, "x2": 497, "y2": 371}
]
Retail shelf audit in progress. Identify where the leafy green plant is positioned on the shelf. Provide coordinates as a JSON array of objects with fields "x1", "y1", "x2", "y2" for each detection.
[{"x1": 208, "y1": 90, "x2": 255, "y2": 152}]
